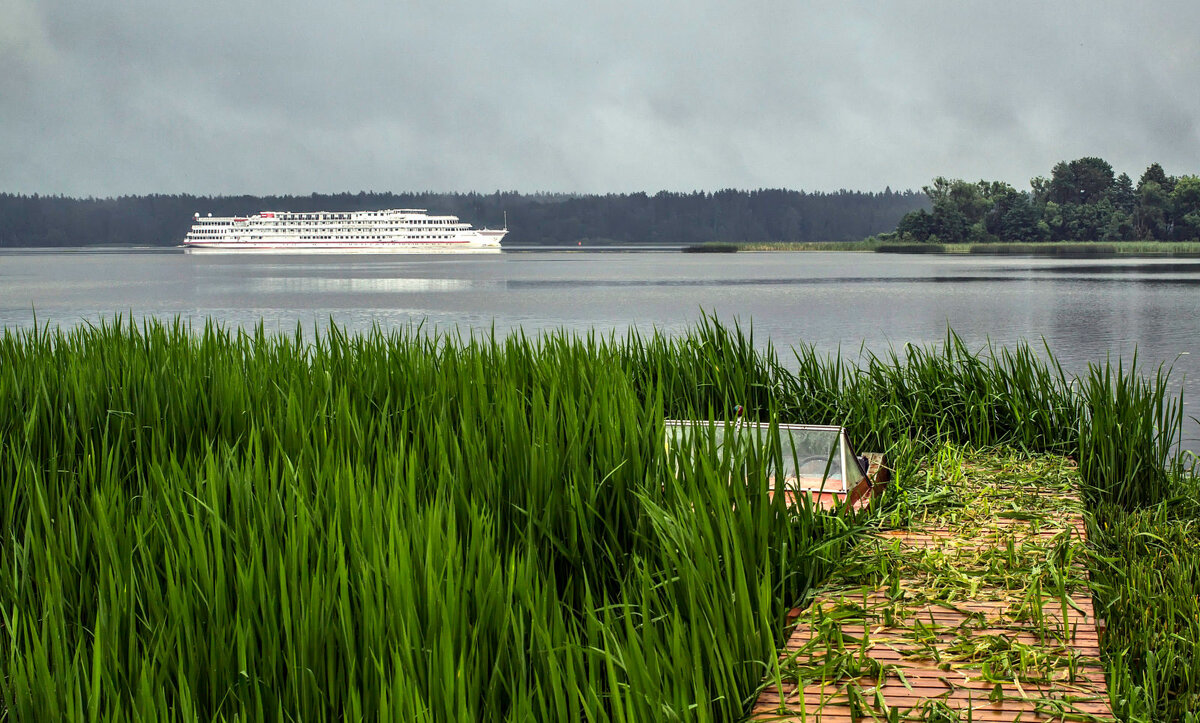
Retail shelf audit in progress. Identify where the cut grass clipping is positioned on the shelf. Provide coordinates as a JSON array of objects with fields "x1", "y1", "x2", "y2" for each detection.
[{"x1": 760, "y1": 448, "x2": 1112, "y2": 722}]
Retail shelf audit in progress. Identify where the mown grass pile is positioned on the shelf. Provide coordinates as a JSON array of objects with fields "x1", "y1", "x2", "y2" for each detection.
[{"x1": 1, "y1": 315, "x2": 1197, "y2": 721}]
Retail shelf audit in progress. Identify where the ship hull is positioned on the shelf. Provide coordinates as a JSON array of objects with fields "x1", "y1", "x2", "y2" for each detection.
[
  {"x1": 183, "y1": 243, "x2": 501, "y2": 254},
  {"x1": 181, "y1": 208, "x2": 506, "y2": 253}
]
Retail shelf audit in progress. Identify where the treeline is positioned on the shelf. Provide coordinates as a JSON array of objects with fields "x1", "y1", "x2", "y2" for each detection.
[
  {"x1": 889, "y1": 158, "x2": 1200, "y2": 244},
  {"x1": 0, "y1": 189, "x2": 926, "y2": 247}
]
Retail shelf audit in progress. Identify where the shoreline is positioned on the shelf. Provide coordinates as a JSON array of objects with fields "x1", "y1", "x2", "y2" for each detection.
[
  {"x1": 723, "y1": 240, "x2": 1200, "y2": 257},
  {"x1": 6, "y1": 241, "x2": 1200, "y2": 258}
]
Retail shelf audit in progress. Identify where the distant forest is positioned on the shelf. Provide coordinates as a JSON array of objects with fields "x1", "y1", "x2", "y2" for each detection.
[
  {"x1": 889, "y1": 158, "x2": 1200, "y2": 244},
  {"x1": 0, "y1": 189, "x2": 927, "y2": 247}
]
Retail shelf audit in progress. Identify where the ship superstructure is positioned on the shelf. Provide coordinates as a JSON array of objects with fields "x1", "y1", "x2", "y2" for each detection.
[{"x1": 183, "y1": 209, "x2": 505, "y2": 252}]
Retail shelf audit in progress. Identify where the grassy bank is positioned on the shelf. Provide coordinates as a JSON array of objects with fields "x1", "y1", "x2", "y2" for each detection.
[
  {"x1": 1, "y1": 317, "x2": 1196, "y2": 720},
  {"x1": 874, "y1": 240, "x2": 1200, "y2": 257},
  {"x1": 731, "y1": 239, "x2": 1200, "y2": 256},
  {"x1": 736, "y1": 240, "x2": 881, "y2": 252},
  {"x1": 682, "y1": 242, "x2": 741, "y2": 253}
]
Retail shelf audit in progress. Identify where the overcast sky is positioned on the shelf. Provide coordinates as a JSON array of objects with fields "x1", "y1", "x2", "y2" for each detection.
[{"x1": 2, "y1": 0, "x2": 1198, "y2": 197}]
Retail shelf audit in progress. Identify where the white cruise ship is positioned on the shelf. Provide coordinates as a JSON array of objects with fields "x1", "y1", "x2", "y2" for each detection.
[{"x1": 182, "y1": 209, "x2": 506, "y2": 252}]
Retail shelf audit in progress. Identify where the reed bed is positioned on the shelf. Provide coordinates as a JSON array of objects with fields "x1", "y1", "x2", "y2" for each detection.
[
  {"x1": 0, "y1": 315, "x2": 1196, "y2": 721},
  {"x1": 736, "y1": 241, "x2": 881, "y2": 252},
  {"x1": 874, "y1": 241, "x2": 1200, "y2": 256},
  {"x1": 1087, "y1": 466, "x2": 1200, "y2": 722},
  {"x1": 0, "y1": 318, "x2": 860, "y2": 722}
]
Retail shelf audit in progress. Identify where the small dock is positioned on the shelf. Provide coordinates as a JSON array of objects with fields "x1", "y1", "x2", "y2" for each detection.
[{"x1": 753, "y1": 449, "x2": 1114, "y2": 722}]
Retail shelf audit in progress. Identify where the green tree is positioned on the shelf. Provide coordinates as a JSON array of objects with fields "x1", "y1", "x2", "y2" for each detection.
[
  {"x1": 920, "y1": 178, "x2": 997, "y2": 243},
  {"x1": 982, "y1": 183, "x2": 1022, "y2": 239},
  {"x1": 1030, "y1": 176, "x2": 1051, "y2": 205},
  {"x1": 1102, "y1": 211, "x2": 1135, "y2": 241},
  {"x1": 924, "y1": 178, "x2": 991, "y2": 222},
  {"x1": 1134, "y1": 181, "x2": 1169, "y2": 240},
  {"x1": 931, "y1": 204, "x2": 969, "y2": 243},
  {"x1": 1061, "y1": 198, "x2": 1114, "y2": 241},
  {"x1": 896, "y1": 209, "x2": 933, "y2": 240},
  {"x1": 1109, "y1": 172, "x2": 1136, "y2": 215},
  {"x1": 1046, "y1": 162, "x2": 1077, "y2": 205},
  {"x1": 1170, "y1": 175, "x2": 1200, "y2": 215},
  {"x1": 1138, "y1": 163, "x2": 1175, "y2": 195},
  {"x1": 1171, "y1": 175, "x2": 1200, "y2": 240},
  {"x1": 1042, "y1": 201, "x2": 1065, "y2": 240},
  {"x1": 997, "y1": 195, "x2": 1047, "y2": 242},
  {"x1": 891, "y1": 161, "x2": 1197, "y2": 245},
  {"x1": 1047, "y1": 157, "x2": 1115, "y2": 205}
]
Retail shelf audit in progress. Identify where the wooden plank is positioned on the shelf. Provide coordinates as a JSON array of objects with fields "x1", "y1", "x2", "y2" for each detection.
[{"x1": 752, "y1": 451, "x2": 1114, "y2": 722}]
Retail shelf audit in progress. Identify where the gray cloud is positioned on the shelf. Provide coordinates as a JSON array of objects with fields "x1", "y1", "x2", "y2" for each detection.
[{"x1": 2, "y1": 0, "x2": 1198, "y2": 196}]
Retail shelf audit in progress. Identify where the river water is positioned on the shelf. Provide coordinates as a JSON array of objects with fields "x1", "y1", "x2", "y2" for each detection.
[{"x1": 2, "y1": 248, "x2": 1197, "y2": 448}]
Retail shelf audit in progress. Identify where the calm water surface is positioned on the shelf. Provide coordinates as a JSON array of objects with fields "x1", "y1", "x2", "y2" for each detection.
[{"x1": 2, "y1": 248, "x2": 1198, "y2": 447}]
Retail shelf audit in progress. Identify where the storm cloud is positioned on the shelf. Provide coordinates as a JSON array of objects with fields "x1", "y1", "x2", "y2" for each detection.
[{"x1": 2, "y1": 0, "x2": 1198, "y2": 196}]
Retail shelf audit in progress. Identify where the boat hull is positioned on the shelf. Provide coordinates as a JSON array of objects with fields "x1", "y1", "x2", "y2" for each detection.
[
  {"x1": 182, "y1": 241, "x2": 502, "y2": 254},
  {"x1": 183, "y1": 208, "x2": 506, "y2": 253}
]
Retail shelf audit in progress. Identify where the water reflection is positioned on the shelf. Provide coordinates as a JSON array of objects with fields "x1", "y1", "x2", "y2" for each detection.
[
  {"x1": 1030, "y1": 261, "x2": 1200, "y2": 275},
  {"x1": 252, "y1": 277, "x2": 497, "y2": 293},
  {"x1": 1, "y1": 249, "x2": 1197, "y2": 447}
]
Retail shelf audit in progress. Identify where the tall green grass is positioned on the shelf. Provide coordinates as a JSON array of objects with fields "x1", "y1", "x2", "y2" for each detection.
[
  {"x1": 1088, "y1": 468, "x2": 1200, "y2": 722},
  {"x1": 1076, "y1": 355, "x2": 1183, "y2": 508},
  {"x1": 0, "y1": 318, "x2": 860, "y2": 722},
  {"x1": 735, "y1": 241, "x2": 881, "y2": 252},
  {"x1": 620, "y1": 316, "x2": 1081, "y2": 456},
  {"x1": 0, "y1": 315, "x2": 1193, "y2": 721}
]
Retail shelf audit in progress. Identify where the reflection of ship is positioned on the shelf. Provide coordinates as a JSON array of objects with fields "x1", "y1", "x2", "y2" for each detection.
[{"x1": 182, "y1": 209, "x2": 505, "y2": 252}]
